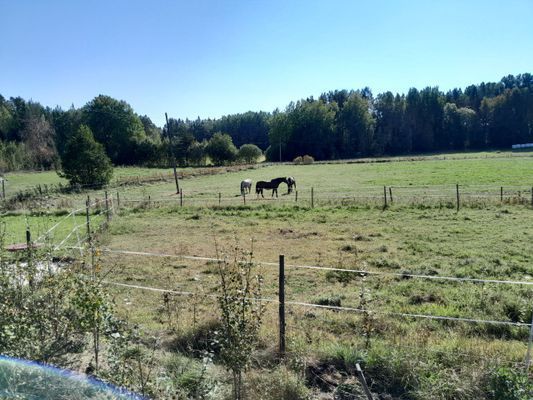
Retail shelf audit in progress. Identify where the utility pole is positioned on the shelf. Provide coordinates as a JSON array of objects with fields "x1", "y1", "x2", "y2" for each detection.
[{"x1": 165, "y1": 112, "x2": 180, "y2": 194}]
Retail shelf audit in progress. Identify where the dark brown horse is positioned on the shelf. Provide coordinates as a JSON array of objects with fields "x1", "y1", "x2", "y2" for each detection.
[{"x1": 256, "y1": 177, "x2": 288, "y2": 198}]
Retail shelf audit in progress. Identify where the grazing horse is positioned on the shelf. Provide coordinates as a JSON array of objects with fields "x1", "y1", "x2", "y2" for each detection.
[
  {"x1": 287, "y1": 176, "x2": 296, "y2": 194},
  {"x1": 256, "y1": 177, "x2": 288, "y2": 198},
  {"x1": 240, "y1": 179, "x2": 252, "y2": 194}
]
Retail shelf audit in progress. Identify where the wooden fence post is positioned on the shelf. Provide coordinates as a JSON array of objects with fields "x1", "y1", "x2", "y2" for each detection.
[
  {"x1": 180, "y1": 189, "x2": 183, "y2": 207},
  {"x1": 295, "y1": 190, "x2": 298, "y2": 203},
  {"x1": 279, "y1": 254, "x2": 286, "y2": 358},
  {"x1": 383, "y1": 186, "x2": 388, "y2": 209},
  {"x1": 218, "y1": 192, "x2": 221, "y2": 206},
  {"x1": 311, "y1": 187, "x2": 314, "y2": 208},
  {"x1": 105, "y1": 191, "x2": 110, "y2": 221},
  {"x1": 456, "y1": 184, "x2": 460, "y2": 211},
  {"x1": 500, "y1": 186, "x2": 503, "y2": 203},
  {"x1": 243, "y1": 192, "x2": 246, "y2": 205},
  {"x1": 526, "y1": 308, "x2": 533, "y2": 369},
  {"x1": 86, "y1": 196, "x2": 91, "y2": 243},
  {"x1": 356, "y1": 363, "x2": 374, "y2": 400},
  {"x1": 389, "y1": 187, "x2": 393, "y2": 204},
  {"x1": 116, "y1": 192, "x2": 120, "y2": 210}
]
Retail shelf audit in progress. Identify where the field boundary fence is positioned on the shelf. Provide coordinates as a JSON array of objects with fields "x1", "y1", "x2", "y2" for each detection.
[
  {"x1": 63, "y1": 244, "x2": 533, "y2": 369},
  {"x1": 109, "y1": 183, "x2": 533, "y2": 210},
  {"x1": 13, "y1": 191, "x2": 533, "y2": 371}
]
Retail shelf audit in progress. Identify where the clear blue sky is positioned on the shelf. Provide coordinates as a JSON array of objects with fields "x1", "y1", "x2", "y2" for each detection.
[{"x1": 1, "y1": 0, "x2": 532, "y2": 126}]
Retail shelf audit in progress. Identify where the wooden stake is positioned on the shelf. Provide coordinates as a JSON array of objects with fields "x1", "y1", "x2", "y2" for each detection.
[
  {"x1": 105, "y1": 191, "x2": 110, "y2": 221},
  {"x1": 456, "y1": 184, "x2": 460, "y2": 212},
  {"x1": 356, "y1": 363, "x2": 374, "y2": 400},
  {"x1": 165, "y1": 112, "x2": 180, "y2": 194},
  {"x1": 116, "y1": 192, "x2": 120, "y2": 210},
  {"x1": 383, "y1": 186, "x2": 388, "y2": 209},
  {"x1": 243, "y1": 192, "x2": 246, "y2": 205},
  {"x1": 279, "y1": 254, "x2": 286, "y2": 357},
  {"x1": 295, "y1": 190, "x2": 298, "y2": 203},
  {"x1": 389, "y1": 186, "x2": 393, "y2": 204},
  {"x1": 180, "y1": 189, "x2": 183, "y2": 207},
  {"x1": 526, "y1": 309, "x2": 533, "y2": 369},
  {"x1": 219, "y1": 192, "x2": 221, "y2": 206},
  {"x1": 311, "y1": 187, "x2": 314, "y2": 208},
  {"x1": 86, "y1": 196, "x2": 91, "y2": 243},
  {"x1": 500, "y1": 186, "x2": 503, "y2": 203}
]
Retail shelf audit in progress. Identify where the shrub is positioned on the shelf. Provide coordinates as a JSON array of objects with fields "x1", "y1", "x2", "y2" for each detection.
[
  {"x1": 488, "y1": 367, "x2": 532, "y2": 400},
  {"x1": 237, "y1": 144, "x2": 262, "y2": 164},
  {"x1": 205, "y1": 132, "x2": 238, "y2": 165},
  {"x1": 302, "y1": 155, "x2": 314, "y2": 164}
]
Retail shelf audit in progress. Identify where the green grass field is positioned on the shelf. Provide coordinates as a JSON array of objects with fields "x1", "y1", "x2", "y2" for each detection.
[{"x1": 2, "y1": 152, "x2": 532, "y2": 399}]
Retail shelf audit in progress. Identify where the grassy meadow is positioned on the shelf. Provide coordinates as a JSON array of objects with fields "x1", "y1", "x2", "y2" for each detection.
[{"x1": 1, "y1": 152, "x2": 533, "y2": 398}]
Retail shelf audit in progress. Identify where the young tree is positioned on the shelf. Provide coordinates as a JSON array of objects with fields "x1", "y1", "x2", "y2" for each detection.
[
  {"x1": 215, "y1": 245, "x2": 264, "y2": 400},
  {"x1": 237, "y1": 144, "x2": 262, "y2": 164},
  {"x1": 59, "y1": 125, "x2": 113, "y2": 187},
  {"x1": 205, "y1": 132, "x2": 237, "y2": 165}
]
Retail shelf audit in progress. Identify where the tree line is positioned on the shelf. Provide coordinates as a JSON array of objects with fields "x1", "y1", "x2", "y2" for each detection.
[{"x1": 1, "y1": 73, "x2": 532, "y2": 173}]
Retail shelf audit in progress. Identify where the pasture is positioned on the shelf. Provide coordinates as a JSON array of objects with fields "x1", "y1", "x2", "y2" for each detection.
[{"x1": 1, "y1": 152, "x2": 533, "y2": 398}]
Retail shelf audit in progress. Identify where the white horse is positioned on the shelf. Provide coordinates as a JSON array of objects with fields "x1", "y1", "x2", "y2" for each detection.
[
  {"x1": 287, "y1": 176, "x2": 296, "y2": 193},
  {"x1": 240, "y1": 179, "x2": 252, "y2": 194}
]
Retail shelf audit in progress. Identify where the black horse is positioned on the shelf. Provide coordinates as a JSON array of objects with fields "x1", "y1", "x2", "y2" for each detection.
[{"x1": 256, "y1": 177, "x2": 288, "y2": 198}]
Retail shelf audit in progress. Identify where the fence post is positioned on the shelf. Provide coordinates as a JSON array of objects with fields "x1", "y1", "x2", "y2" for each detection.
[
  {"x1": 456, "y1": 184, "x2": 460, "y2": 211},
  {"x1": 218, "y1": 192, "x2": 221, "y2": 206},
  {"x1": 383, "y1": 186, "x2": 388, "y2": 209},
  {"x1": 524, "y1": 308, "x2": 533, "y2": 369},
  {"x1": 105, "y1": 191, "x2": 110, "y2": 222},
  {"x1": 295, "y1": 190, "x2": 298, "y2": 203},
  {"x1": 311, "y1": 187, "x2": 314, "y2": 208},
  {"x1": 180, "y1": 189, "x2": 183, "y2": 207},
  {"x1": 531, "y1": 187, "x2": 533, "y2": 207},
  {"x1": 500, "y1": 186, "x2": 503, "y2": 203},
  {"x1": 243, "y1": 192, "x2": 246, "y2": 205},
  {"x1": 86, "y1": 196, "x2": 91, "y2": 243},
  {"x1": 389, "y1": 187, "x2": 393, "y2": 204},
  {"x1": 356, "y1": 363, "x2": 374, "y2": 400},
  {"x1": 116, "y1": 191, "x2": 120, "y2": 210},
  {"x1": 279, "y1": 254, "x2": 286, "y2": 358}
]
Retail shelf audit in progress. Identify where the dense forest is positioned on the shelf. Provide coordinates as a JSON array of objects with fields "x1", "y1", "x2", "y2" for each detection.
[{"x1": 1, "y1": 73, "x2": 532, "y2": 171}]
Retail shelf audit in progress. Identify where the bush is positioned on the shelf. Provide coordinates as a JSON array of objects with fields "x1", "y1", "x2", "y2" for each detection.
[
  {"x1": 293, "y1": 155, "x2": 314, "y2": 164},
  {"x1": 59, "y1": 125, "x2": 113, "y2": 187},
  {"x1": 488, "y1": 367, "x2": 532, "y2": 400},
  {"x1": 302, "y1": 155, "x2": 314, "y2": 164},
  {"x1": 237, "y1": 144, "x2": 262, "y2": 164},
  {"x1": 205, "y1": 132, "x2": 238, "y2": 165}
]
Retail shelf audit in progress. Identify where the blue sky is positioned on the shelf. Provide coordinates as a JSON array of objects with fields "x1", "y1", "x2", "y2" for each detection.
[{"x1": 1, "y1": 0, "x2": 532, "y2": 126}]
